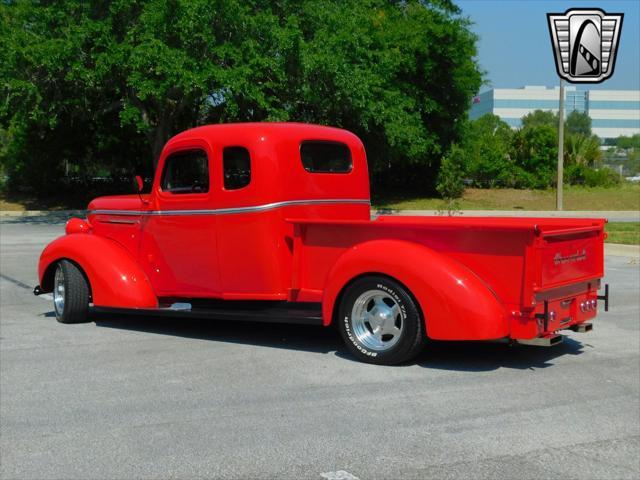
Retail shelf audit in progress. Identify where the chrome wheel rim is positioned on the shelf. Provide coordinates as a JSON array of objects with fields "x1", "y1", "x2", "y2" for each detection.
[
  {"x1": 53, "y1": 265, "x2": 65, "y2": 316},
  {"x1": 351, "y1": 289, "x2": 403, "y2": 351}
]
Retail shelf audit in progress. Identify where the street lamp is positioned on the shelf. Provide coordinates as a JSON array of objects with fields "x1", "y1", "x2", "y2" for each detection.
[{"x1": 557, "y1": 79, "x2": 565, "y2": 210}]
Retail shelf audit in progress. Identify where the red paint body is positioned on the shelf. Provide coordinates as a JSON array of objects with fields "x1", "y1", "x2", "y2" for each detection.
[{"x1": 38, "y1": 123, "x2": 605, "y2": 340}]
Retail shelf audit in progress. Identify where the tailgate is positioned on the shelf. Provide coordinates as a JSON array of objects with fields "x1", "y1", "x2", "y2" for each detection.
[{"x1": 538, "y1": 223, "x2": 605, "y2": 290}]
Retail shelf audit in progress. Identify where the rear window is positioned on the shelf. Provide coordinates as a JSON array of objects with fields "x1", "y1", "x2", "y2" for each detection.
[
  {"x1": 161, "y1": 150, "x2": 209, "y2": 194},
  {"x1": 300, "y1": 141, "x2": 352, "y2": 173},
  {"x1": 223, "y1": 146, "x2": 251, "y2": 190}
]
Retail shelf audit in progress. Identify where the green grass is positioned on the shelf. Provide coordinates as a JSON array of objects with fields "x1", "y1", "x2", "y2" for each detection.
[
  {"x1": 374, "y1": 184, "x2": 640, "y2": 211},
  {"x1": 606, "y1": 222, "x2": 640, "y2": 245},
  {"x1": 3, "y1": 183, "x2": 640, "y2": 214}
]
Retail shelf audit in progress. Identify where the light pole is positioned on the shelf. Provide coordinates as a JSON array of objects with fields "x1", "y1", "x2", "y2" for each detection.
[{"x1": 557, "y1": 79, "x2": 565, "y2": 210}]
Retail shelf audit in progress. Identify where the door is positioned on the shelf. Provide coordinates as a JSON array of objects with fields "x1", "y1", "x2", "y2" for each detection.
[{"x1": 139, "y1": 142, "x2": 221, "y2": 298}]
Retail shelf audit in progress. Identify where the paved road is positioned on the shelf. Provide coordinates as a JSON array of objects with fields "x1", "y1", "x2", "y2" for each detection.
[
  {"x1": 1, "y1": 220, "x2": 639, "y2": 480},
  {"x1": 2, "y1": 208, "x2": 640, "y2": 223}
]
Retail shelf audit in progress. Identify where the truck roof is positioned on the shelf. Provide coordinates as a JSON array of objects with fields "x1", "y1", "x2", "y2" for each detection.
[
  {"x1": 165, "y1": 122, "x2": 363, "y2": 150},
  {"x1": 158, "y1": 122, "x2": 371, "y2": 209}
]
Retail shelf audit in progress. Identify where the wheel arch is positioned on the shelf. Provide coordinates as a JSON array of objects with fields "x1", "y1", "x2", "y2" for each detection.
[
  {"x1": 38, "y1": 234, "x2": 158, "y2": 308},
  {"x1": 322, "y1": 239, "x2": 509, "y2": 340},
  {"x1": 41, "y1": 258, "x2": 93, "y2": 301},
  {"x1": 330, "y1": 271, "x2": 425, "y2": 331}
]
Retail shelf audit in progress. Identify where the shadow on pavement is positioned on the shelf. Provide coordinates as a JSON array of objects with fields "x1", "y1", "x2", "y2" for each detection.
[
  {"x1": 92, "y1": 311, "x2": 342, "y2": 355},
  {"x1": 88, "y1": 309, "x2": 587, "y2": 371},
  {"x1": 415, "y1": 337, "x2": 586, "y2": 371}
]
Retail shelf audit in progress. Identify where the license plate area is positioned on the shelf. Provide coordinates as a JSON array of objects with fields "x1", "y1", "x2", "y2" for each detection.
[{"x1": 535, "y1": 293, "x2": 597, "y2": 333}]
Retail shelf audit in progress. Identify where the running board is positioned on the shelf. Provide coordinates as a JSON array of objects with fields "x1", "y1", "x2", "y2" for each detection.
[{"x1": 91, "y1": 301, "x2": 323, "y2": 326}]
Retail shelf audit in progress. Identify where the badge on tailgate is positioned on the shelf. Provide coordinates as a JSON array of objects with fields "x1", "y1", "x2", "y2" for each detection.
[
  {"x1": 553, "y1": 249, "x2": 587, "y2": 265},
  {"x1": 541, "y1": 236, "x2": 601, "y2": 287}
]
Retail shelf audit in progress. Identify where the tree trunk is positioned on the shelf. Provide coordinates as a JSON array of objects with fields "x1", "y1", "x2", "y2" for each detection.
[
  {"x1": 129, "y1": 94, "x2": 171, "y2": 171},
  {"x1": 151, "y1": 121, "x2": 168, "y2": 170}
]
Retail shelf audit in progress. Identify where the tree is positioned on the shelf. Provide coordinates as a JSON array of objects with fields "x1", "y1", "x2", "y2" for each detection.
[
  {"x1": 436, "y1": 144, "x2": 465, "y2": 199},
  {"x1": 0, "y1": 0, "x2": 482, "y2": 197},
  {"x1": 564, "y1": 133, "x2": 602, "y2": 167},
  {"x1": 615, "y1": 134, "x2": 640, "y2": 176},
  {"x1": 617, "y1": 134, "x2": 640, "y2": 149},
  {"x1": 511, "y1": 123, "x2": 558, "y2": 188},
  {"x1": 521, "y1": 110, "x2": 558, "y2": 130},
  {"x1": 565, "y1": 110, "x2": 592, "y2": 136},
  {"x1": 457, "y1": 114, "x2": 517, "y2": 187}
]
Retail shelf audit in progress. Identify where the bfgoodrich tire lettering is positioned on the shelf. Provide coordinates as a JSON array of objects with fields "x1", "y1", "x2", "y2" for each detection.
[
  {"x1": 53, "y1": 260, "x2": 90, "y2": 324},
  {"x1": 338, "y1": 275, "x2": 426, "y2": 365}
]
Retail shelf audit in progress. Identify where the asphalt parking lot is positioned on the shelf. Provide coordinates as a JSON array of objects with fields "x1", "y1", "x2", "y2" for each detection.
[{"x1": 1, "y1": 217, "x2": 639, "y2": 480}]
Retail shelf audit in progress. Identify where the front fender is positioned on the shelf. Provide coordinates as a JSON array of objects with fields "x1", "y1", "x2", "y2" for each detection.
[
  {"x1": 38, "y1": 234, "x2": 157, "y2": 308},
  {"x1": 322, "y1": 240, "x2": 508, "y2": 340}
]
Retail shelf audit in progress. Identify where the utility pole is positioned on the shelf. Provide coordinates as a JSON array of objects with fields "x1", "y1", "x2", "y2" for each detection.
[{"x1": 556, "y1": 79, "x2": 565, "y2": 210}]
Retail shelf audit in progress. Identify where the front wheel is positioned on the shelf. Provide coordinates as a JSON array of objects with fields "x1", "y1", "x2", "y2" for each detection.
[
  {"x1": 53, "y1": 260, "x2": 90, "y2": 324},
  {"x1": 337, "y1": 276, "x2": 426, "y2": 365}
]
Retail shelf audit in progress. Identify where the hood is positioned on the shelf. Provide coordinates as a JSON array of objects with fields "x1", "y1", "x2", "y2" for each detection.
[{"x1": 87, "y1": 194, "x2": 148, "y2": 212}]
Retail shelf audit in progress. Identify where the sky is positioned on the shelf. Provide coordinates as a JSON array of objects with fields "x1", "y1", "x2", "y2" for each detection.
[{"x1": 457, "y1": 0, "x2": 640, "y2": 93}]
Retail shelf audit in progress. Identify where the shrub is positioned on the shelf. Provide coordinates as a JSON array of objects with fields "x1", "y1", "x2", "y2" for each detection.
[
  {"x1": 565, "y1": 164, "x2": 621, "y2": 187},
  {"x1": 583, "y1": 167, "x2": 621, "y2": 187},
  {"x1": 436, "y1": 147, "x2": 466, "y2": 200}
]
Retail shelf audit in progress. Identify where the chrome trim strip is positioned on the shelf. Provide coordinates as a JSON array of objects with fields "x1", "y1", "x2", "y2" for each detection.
[
  {"x1": 98, "y1": 218, "x2": 139, "y2": 225},
  {"x1": 88, "y1": 199, "x2": 370, "y2": 217}
]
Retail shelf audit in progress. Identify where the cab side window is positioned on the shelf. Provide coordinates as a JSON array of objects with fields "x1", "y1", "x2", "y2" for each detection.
[
  {"x1": 223, "y1": 146, "x2": 251, "y2": 190},
  {"x1": 161, "y1": 150, "x2": 209, "y2": 194},
  {"x1": 300, "y1": 141, "x2": 352, "y2": 173}
]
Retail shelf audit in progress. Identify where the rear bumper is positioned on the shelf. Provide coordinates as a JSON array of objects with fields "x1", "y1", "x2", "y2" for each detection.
[
  {"x1": 510, "y1": 283, "x2": 608, "y2": 340},
  {"x1": 515, "y1": 322, "x2": 593, "y2": 347}
]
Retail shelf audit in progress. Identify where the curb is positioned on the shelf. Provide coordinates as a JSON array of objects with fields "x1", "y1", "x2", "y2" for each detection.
[
  {"x1": 604, "y1": 243, "x2": 640, "y2": 259},
  {"x1": 373, "y1": 209, "x2": 640, "y2": 221},
  {"x1": 1, "y1": 210, "x2": 636, "y2": 257},
  {"x1": 1, "y1": 210, "x2": 85, "y2": 217},
  {"x1": 2, "y1": 209, "x2": 639, "y2": 218}
]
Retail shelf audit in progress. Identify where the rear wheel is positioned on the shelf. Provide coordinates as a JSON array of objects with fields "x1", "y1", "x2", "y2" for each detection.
[
  {"x1": 338, "y1": 275, "x2": 426, "y2": 365},
  {"x1": 53, "y1": 260, "x2": 90, "y2": 324}
]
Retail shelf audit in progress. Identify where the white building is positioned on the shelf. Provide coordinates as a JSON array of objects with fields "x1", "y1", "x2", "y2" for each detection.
[{"x1": 470, "y1": 86, "x2": 640, "y2": 140}]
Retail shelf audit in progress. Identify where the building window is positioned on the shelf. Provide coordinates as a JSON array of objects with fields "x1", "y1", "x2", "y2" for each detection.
[
  {"x1": 161, "y1": 150, "x2": 209, "y2": 194},
  {"x1": 223, "y1": 146, "x2": 251, "y2": 190},
  {"x1": 300, "y1": 141, "x2": 352, "y2": 173}
]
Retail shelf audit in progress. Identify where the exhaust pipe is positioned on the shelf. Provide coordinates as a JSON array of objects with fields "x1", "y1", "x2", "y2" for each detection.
[
  {"x1": 569, "y1": 323, "x2": 593, "y2": 333},
  {"x1": 516, "y1": 334, "x2": 564, "y2": 347}
]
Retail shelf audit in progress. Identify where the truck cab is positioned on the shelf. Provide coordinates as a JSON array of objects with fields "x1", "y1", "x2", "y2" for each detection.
[
  {"x1": 36, "y1": 123, "x2": 608, "y2": 365},
  {"x1": 87, "y1": 123, "x2": 370, "y2": 301}
]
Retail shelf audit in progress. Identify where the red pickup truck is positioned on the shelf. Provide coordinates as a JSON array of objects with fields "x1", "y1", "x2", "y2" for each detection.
[{"x1": 35, "y1": 123, "x2": 608, "y2": 364}]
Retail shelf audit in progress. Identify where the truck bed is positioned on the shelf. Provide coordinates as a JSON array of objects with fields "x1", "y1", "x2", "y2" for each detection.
[{"x1": 288, "y1": 215, "x2": 605, "y2": 339}]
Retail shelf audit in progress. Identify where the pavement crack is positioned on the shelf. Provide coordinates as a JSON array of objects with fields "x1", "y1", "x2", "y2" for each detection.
[{"x1": 0, "y1": 273, "x2": 34, "y2": 291}]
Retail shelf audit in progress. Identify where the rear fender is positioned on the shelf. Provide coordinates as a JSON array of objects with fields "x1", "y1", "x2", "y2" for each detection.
[
  {"x1": 322, "y1": 240, "x2": 508, "y2": 340},
  {"x1": 38, "y1": 234, "x2": 157, "y2": 308}
]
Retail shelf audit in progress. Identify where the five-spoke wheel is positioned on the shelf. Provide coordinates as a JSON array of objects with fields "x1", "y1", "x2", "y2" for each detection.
[{"x1": 351, "y1": 290, "x2": 403, "y2": 351}]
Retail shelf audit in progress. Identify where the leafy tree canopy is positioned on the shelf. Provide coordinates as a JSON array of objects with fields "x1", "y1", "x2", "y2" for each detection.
[
  {"x1": 0, "y1": 0, "x2": 482, "y2": 197},
  {"x1": 565, "y1": 110, "x2": 592, "y2": 136},
  {"x1": 616, "y1": 134, "x2": 640, "y2": 149},
  {"x1": 455, "y1": 110, "x2": 606, "y2": 190},
  {"x1": 521, "y1": 110, "x2": 558, "y2": 130},
  {"x1": 459, "y1": 113, "x2": 516, "y2": 187}
]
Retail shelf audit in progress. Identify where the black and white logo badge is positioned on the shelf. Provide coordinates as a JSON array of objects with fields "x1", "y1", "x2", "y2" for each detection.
[{"x1": 547, "y1": 8, "x2": 623, "y2": 83}]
